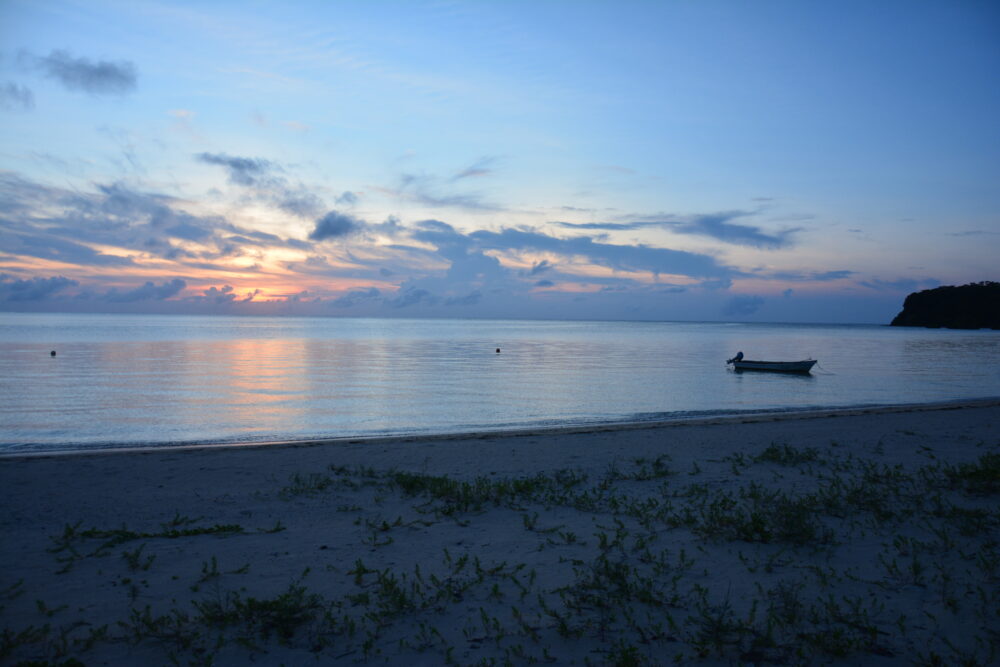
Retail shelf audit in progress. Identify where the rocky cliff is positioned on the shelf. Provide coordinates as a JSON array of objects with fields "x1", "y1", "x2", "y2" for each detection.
[{"x1": 890, "y1": 282, "x2": 1000, "y2": 329}]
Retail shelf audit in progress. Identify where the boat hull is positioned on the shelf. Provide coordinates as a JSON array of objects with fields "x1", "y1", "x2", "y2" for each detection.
[{"x1": 732, "y1": 359, "x2": 816, "y2": 374}]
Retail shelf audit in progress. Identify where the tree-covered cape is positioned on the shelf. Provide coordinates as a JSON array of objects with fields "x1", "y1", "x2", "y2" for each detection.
[{"x1": 891, "y1": 281, "x2": 1000, "y2": 329}]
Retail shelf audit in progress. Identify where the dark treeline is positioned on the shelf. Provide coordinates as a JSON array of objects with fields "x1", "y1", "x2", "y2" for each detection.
[{"x1": 891, "y1": 281, "x2": 1000, "y2": 330}]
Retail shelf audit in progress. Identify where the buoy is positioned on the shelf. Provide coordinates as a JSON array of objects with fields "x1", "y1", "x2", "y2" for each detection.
[
  {"x1": 495, "y1": 348, "x2": 500, "y2": 353},
  {"x1": 50, "y1": 350, "x2": 56, "y2": 357}
]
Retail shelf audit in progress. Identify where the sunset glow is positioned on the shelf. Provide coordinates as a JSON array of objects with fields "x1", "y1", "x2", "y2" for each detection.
[{"x1": 2, "y1": 1, "x2": 997, "y2": 322}]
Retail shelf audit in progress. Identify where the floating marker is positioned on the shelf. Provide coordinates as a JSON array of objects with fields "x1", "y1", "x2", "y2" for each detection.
[{"x1": 50, "y1": 350, "x2": 56, "y2": 357}]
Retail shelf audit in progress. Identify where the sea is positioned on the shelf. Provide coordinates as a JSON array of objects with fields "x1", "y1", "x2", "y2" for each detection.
[{"x1": 1, "y1": 312, "x2": 998, "y2": 454}]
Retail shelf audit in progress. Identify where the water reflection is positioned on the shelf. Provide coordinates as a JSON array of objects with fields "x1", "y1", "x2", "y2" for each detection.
[{"x1": 1, "y1": 314, "x2": 998, "y2": 451}]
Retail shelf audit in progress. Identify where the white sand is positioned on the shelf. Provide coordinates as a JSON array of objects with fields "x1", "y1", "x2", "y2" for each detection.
[{"x1": 1, "y1": 401, "x2": 998, "y2": 665}]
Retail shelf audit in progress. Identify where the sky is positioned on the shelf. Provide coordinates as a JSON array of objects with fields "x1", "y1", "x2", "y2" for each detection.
[{"x1": 1, "y1": 0, "x2": 998, "y2": 324}]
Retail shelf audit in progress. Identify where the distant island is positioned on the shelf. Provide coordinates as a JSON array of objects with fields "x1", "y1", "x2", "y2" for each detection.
[{"x1": 891, "y1": 281, "x2": 1000, "y2": 329}]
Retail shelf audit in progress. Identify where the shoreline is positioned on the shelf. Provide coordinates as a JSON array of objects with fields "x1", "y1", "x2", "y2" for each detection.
[
  {"x1": 2, "y1": 401, "x2": 997, "y2": 664},
  {"x1": 4, "y1": 396, "x2": 1000, "y2": 460}
]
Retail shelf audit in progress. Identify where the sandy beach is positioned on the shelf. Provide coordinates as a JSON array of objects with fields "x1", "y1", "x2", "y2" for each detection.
[{"x1": 1, "y1": 401, "x2": 998, "y2": 665}]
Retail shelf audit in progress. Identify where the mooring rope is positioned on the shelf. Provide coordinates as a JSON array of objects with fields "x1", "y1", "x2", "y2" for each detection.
[{"x1": 812, "y1": 361, "x2": 836, "y2": 375}]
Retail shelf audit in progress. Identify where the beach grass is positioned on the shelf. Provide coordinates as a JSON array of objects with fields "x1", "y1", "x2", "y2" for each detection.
[{"x1": 1, "y1": 404, "x2": 998, "y2": 665}]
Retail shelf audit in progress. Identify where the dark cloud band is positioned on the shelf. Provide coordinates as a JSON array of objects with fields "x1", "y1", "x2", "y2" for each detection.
[
  {"x1": 0, "y1": 82, "x2": 34, "y2": 111},
  {"x1": 25, "y1": 50, "x2": 137, "y2": 95},
  {"x1": 557, "y1": 210, "x2": 800, "y2": 249}
]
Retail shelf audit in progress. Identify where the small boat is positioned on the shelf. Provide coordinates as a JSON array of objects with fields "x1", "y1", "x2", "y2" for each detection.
[{"x1": 726, "y1": 351, "x2": 816, "y2": 374}]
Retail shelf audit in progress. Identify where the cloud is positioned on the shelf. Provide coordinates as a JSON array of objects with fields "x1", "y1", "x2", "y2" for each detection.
[
  {"x1": 285, "y1": 290, "x2": 319, "y2": 303},
  {"x1": 196, "y1": 152, "x2": 272, "y2": 187},
  {"x1": 724, "y1": 295, "x2": 765, "y2": 317},
  {"x1": 529, "y1": 260, "x2": 554, "y2": 276},
  {"x1": 307, "y1": 213, "x2": 404, "y2": 244},
  {"x1": 103, "y1": 279, "x2": 186, "y2": 302},
  {"x1": 859, "y1": 278, "x2": 940, "y2": 292},
  {"x1": 445, "y1": 290, "x2": 482, "y2": 306},
  {"x1": 195, "y1": 152, "x2": 324, "y2": 218},
  {"x1": 182, "y1": 285, "x2": 258, "y2": 304},
  {"x1": 0, "y1": 228, "x2": 135, "y2": 267},
  {"x1": 372, "y1": 215, "x2": 404, "y2": 236},
  {"x1": 764, "y1": 269, "x2": 854, "y2": 282},
  {"x1": 443, "y1": 247, "x2": 505, "y2": 284},
  {"x1": 671, "y1": 212, "x2": 799, "y2": 249},
  {"x1": 556, "y1": 221, "x2": 640, "y2": 231},
  {"x1": 469, "y1": 227, "x2": 733, "y2": 278},
  {"x1": 4, "y1": 172, "x2": 829, "y2": 318},
  {"x1": 222, "y1": 230, "x2": 283, "y2": 247},
  {"x1": 275, "y1": 191, "x2": 325, "y2": 218},
  {"x1": 810, "y1": 270, "x2": 854, "y2": 281},
  {"x1": 25, "y1": 50, "x2": 137, "y2": 95},
  {"x1": 309, "y1": 210, "x2": 364, "y2": 241},
  {"x1": 335, "y1": 191, "x2": 359, "y2": 205},
  {"x1": 451, "y1": 157, "x2": 496, "y2": 181},
  {"x1": 165, "y1": 221, "x2": 214, "y2": 241},
  {"x1": 412, "y1": 219, "x2": 475, "y2": 258},
  {"x1": 389, "y1": 286, "x2": 437, "y2": 308},
  {"x1": 0, "y1": 173, "x2": 315, "y2": 283},
  {"x1": 331, "y1": 287, "x2": 381, "y2": 308},
  {"x1": 203, "y1": 285, "x2": 237, "y2": 303},
  {"x1": 402, "y1": 220, "x2": 736, "y2": 315},
  {"x1": 383, "y1": 171, "x2": 504, "y2": 212},
  {"x1": 410, "y1": 189, "x2": 501, "y2": 211},
  {"x1": 701, "y1": 278, "x2": 733, "y2": 290},
  {"x1": 947, "y1": 230, "x2": 999, "y2": 237},
  {"x1": 62, "y1": 181, "x2": 233, "y2": 257},
  {"x1": 0, "y1": 82, "x2": 34, "y2": 111},
  {"x1": 557, "y1": 210, "x2": 800, "y2": 249},
  {"x1": 399, "y1": 220, "x2": 738, "y2": 311},
  {"x1": 0, "y1": 274, "x2": 77, "y2": 301},
  {"x1": 0, "y1": 170, "x2": 66, "y2": 214}
]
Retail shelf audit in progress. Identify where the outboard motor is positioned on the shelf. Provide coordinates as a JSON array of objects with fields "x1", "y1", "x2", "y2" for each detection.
[{"x1": 726, "y1": 351, "x2": 744, "y2": 365}]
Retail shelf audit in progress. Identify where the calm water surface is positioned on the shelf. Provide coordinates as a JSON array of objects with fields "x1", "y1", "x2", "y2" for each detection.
[{"x1": 1, "y1": 313, "x2": 998, "y2": 453}]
